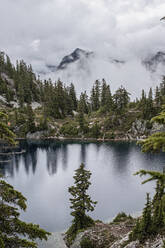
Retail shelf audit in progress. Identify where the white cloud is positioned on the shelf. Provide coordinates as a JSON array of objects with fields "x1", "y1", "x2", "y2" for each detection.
[
  {"x1": 0, "y1": 0, "x2": 165, "y2": 97},
  {"x1": 29, "y1": 39, "x2": 41, "y2": 52}
]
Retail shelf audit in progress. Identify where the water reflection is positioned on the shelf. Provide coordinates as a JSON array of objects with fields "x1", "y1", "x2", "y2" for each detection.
[
  {"x1": 0, "y1": 140, "x2": 165, "y2": 233},
  {"x1": 1, "y1": 140, "x2": 165, "y2": 178},
  {"x1": 110, "y1": 142, "x2": 132, "y2": 174}
]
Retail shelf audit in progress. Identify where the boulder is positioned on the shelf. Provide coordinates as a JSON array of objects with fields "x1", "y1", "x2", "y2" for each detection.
[{"x1": 26, "y1": 131, "x2": 49, "y2": 139}]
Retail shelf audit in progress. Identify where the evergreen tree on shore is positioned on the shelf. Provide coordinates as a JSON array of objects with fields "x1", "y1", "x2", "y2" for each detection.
[
  {"x1": 66, "y1": 164, "x2": 97, "y2": 245},
  {"x1": 0, "y1": 112, "x2": 50, "y2": 247},
  {"x1": 0, "y1": 112, "x2": 15, "y2": 145},
  {"x1": 0, "y1": 175, "x2": 50, "y2": 247},
  {"x1": 130, "y1": 193, "x2": 152, "y2": 242}
]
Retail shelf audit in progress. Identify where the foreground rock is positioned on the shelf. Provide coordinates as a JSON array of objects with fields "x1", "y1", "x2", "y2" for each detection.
[{"x1": 66, "y1": 219, "x2": 165, "y2": 248}]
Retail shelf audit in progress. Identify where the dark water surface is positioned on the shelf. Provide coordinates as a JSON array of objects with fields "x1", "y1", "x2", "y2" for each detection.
[{"x1": 1, "y1": 140, "x2": 165, "y2": 233}]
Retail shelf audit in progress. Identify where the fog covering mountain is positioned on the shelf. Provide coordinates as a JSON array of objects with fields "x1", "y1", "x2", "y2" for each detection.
[
  {"x1": 1, "y1": 1, "x2": 165, "y2": 99},
  {"x1": 38, "y1": 48, "x2": 165, "y2": 99}
]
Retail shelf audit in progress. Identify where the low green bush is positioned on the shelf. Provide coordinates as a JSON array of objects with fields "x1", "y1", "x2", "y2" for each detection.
[
  {"x1": 80, "y1": 237, "x2": 94, "y2": 248},
  {"x1": 113, "y1": 212, "x2": 132, "y2": 223},
  {"x1": 104, "y1": 132, "x2": 115, "y2": 139},
  {"x1": 60, "y1": 122, "x2": 78, "y2": 136},
  {"x1": 89, "y1": 123, "x2": 101, "y2": 138}
]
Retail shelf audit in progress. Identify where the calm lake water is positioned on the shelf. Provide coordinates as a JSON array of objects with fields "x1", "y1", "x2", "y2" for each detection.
[{"x1": 1, "y1": 140, "x2": 165, "y2": 233}]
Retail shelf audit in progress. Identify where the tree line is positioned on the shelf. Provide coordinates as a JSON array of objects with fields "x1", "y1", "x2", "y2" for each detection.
[{"x1": 1, "y1": 51, "x2": 165, "y2": 122}]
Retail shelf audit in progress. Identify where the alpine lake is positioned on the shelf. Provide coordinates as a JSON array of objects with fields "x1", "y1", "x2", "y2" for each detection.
[{"x1": 1, "y1": 140, "x2": 165, "y2": 247}]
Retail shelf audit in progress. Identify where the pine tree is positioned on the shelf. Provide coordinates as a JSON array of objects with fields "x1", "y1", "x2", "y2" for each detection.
[
  {"x1": 94, "y1": 80, "x2": 100, "y2": 111},
  {"x1": 100, "y1": 79, "x2": 113, "y2": 112},
  {"x1": 26, "y1": 104, "x2": 36, "y2": 133},
  {"x1": 134, "y1": 169, "x2": 165, "y2": 237},
  {"x1": 67, "y1": 163, "x2": 97, "y2": 242},
  {"x1": 0, "y1": 174, "x2": 50, "y2": 247},
  {"x1": 90, "y1": 81, "x2": 100, "y2": 111},
  {"x1": 130, "y1": 193, "x2": 152, "y2": 242},
  {"x1": 0, "y1": 112, "x2": 15, "y2": 145},
  {"x1": 140, "y1": 87, "x2": 156, "y2": 120},
  {"x1": 155, "y1": 86, "x2": 161, "y2": 109},
  {"x1": 78, "y1": 92, "x2": 89, "y2": 114},
  {"x1": 101, "y1": 79, "x2": 107, "y2": 107},
  {"x1": 140, "y1": 193, "x2": 152, "y2": 236},
  {"x1": 0, "y1": 112, "x2": 50, "y2": 247},
  {"x1": 69, "y1": 83, "x2": 77, "y2": 110},
  {"x1": 78, "y1": 111, "x2": 85, "y2": 132},
  {"x1": 105, "y1": 85, "x2": 113, "y2": 112},
  {"x1": 113, "y1": 86, "x2": 130, "y2": 114},
  {"x1": 139, "y1": 105, "x2": 165, "y2": 152}
]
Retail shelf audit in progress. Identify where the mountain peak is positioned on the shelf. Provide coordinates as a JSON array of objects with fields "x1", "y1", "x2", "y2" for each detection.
[
  {"x1": 143, "y1": 51, "x2": 165, "y2": 72},
  {"x1": 57, "y1": 48, "x2": 93, "y2": 70}
]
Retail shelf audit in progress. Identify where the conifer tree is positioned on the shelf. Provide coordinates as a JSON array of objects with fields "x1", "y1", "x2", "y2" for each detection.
[
  {"x1": 101, "y1": 79, "x2": 107, "y2": 107},
  {"x1": 78, "y1": 92, "x2": 89, "y2": 114},
  {"x1": 100, "y1": 79, "x2": 113, "y2": 112},
  {"x1": 139, "y1": 105, "x2": 165, "y2": 152},
  {"x1": 113, "y1": 86, "x2": 130, "y2": 114},
  {"x1": 68, "y1": 164, "x2": 97, "y2": 237},
  {"x1": 69, "y1": 83, "x2": 77, "y2": 111},
  {"x1": 90, "y1": 80, "x2": 100, "y2": 111},
  {"x1": 140, "y1": 193, "x2": 152, "y2": 236},
  {"x1": 26, "y1": 104, "x2": 36, "y2": 133},
  {"x1": 155, "y1": 86, "x2": 161, "y2": 109},
  {"x1": 0, "y1": 112, "x2": 15, "y2": 145},
  {"x1": 105, "y1": 85, "x2": 113, "y2": 112},
  {"x1": 90, "y1": 86, "x2": 96, "y2": 111},
  {"x1": 0, "y1": 112, "x2": 50, "y2": 247},
  {"x1": 94, "y1": 80, "x2": 100, "y2": 111},
  {"x1": 78, "y1": 111, "x2": 85, "y2": 132},
  {"x1": 132, "y1": 169, "x2": 165, "y2": 239},
  {"x1": 0, "y1": 175, "x2": 50, "y2": 247},
  {"x1": 130, "y1": 193, "x2": 152, "y2": 242}
]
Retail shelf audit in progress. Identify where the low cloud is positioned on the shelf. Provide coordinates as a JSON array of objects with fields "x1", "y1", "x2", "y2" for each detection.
[{"x1": 0, "y1": 0, "x2": 165, "y2": 97}]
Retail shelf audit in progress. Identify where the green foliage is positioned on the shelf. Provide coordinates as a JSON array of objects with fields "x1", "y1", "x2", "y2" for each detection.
[
  {"x1": 130, "y1": 193, "x2": 153, "y2": 242},
  {"x1": 1, "y1": 50, "x2": 165, "y2": 139},
  {"x1": 139, "y1": 105, "x2": 165, "y2": 152},
  {"x1": 66, "y1": 163, "x2": 97, "y2": 245},
  {"x1": 162, "y1": 240, "x2": 165, "y2": 248},
  {"x1": 113, "y1": 86, "x2": 130, "y2": 114},
  {"x1": 25, "y1": 104, "x2": 36, "y2": 133},
  {"x1": 0, "y1": 111, "x2": 16, "y2": 145},
  {"x1": 113, "y1": 212, "x2": 132, "y2": 223},
  {"x1": 66, "y1": 216, "x2": 94, "y2": 247},
  {"x1": 78, "y1": 92, "x2": 89, "y2": 114},
  {"x1": 104, "y1": 132, "x2": 115, "y2": 139},
  {"x1": 130, "y1": 169, "x2": 165, "y2": 243},
  {"x1": 0, "y1": 174, "x2": 50, "y2": 247},
  {"x1": 80, "y1": 237, "x2": 95, "y2": 248},
  {"x1": 90, "y1": 80, "x2": 100, "y2": 111},
  {"x1": 89, "y1": 123, "x2": 101, "y2": 138},
  {"x1": 60, "y1": 122, "x2": 78, "y2": 136}
]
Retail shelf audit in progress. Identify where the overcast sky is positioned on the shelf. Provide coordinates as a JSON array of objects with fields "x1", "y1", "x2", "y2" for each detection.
[{"x1": 1, "y1": 0, "x2": 165, "y2": 96}]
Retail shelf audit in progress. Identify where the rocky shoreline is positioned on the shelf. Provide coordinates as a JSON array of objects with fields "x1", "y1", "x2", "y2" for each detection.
[
  {"x1": 14, "y1": 118, "x2": 165, "y2": 142},
  {"x1": 64, "y1": 219, "x2": 165, "y2": 248}
]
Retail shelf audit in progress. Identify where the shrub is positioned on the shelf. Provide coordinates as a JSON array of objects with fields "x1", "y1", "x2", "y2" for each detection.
[
  {"x1": 80, "y1": 237, "x2": 94, "y2": 248},
  {"x1": 60, "y1": 122, "x2": 78, "y2": 136},
  {"x1": 105, "y1": 132, "x2": 115, "y2": 139},
  {"x1": 89, "y1": 123, "x2": 101, "y2": 138},
  {"x1": 113, "y1": 212, "x2": 132, "y2": 223}
]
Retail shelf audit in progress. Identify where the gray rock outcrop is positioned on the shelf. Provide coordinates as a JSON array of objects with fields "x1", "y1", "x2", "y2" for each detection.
[{"x1": 26, "y1": 131, "x2": 49, "y2": 139}]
